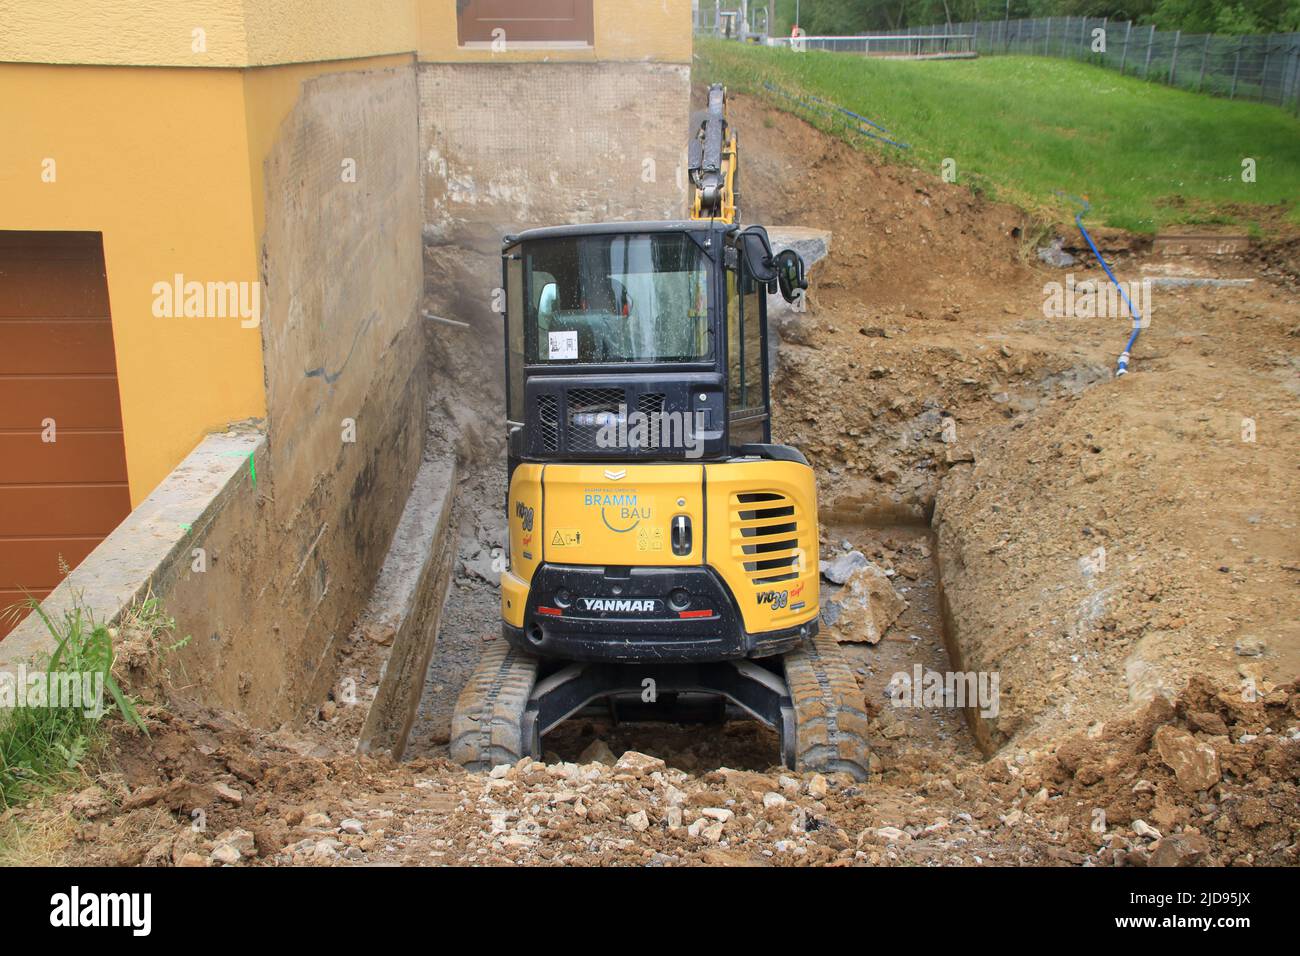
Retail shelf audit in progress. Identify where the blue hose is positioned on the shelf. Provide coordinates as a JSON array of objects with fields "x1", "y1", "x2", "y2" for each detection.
[
  {"x1": 1057, "y1": 191, "x2": 1142, "y2": 377},
  {"x1": 763, "y1": 82, "x2": 910, "y2": 149}
]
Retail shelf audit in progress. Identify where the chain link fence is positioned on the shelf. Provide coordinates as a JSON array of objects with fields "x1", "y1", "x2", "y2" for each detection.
[{"x1": 794, "y1": 18, "x2": 1300, "y2": 113}]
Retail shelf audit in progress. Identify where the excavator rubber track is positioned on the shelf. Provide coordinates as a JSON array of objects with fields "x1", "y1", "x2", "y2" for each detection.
[
  {"x1": 449, "y1": 638, "x2": 540, "y2": 771},
  {"x1": 450, "y1": 633, "x2": 871, "y2": 780},
  {"x1": 782, "y1": 633, "x2": 873, "y2": 781}
]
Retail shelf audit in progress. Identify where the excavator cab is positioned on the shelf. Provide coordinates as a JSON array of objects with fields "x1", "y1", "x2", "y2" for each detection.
[
  {"x1": 502, "y1": 220, "x2": 793, "y2": 466},
  {"x1": 450, "y1": 87, "x2": 870, "y2": 780}
]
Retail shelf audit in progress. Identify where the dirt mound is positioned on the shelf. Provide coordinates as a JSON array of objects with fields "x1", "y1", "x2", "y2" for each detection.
[
  {"x1": 9, "y1": 704, "x2": 440, "y2": 866},
  {"x1": 933, "y1": 280, "x2": 1300, "y2": 754},
  {"x1": 30, "y1": 673, "x2": 1289, "y2": 868},
  {"x1": 732, "y1": 84, "x2": 1300, "y2": 763},
  {"x1": 1252, "y1": 234, "x2": 1300, "y2": 287},
  {"x1": 727, "y1": 91, "x2": 1035, "y2": 313},
  {"x1": 1039, "y1": 676, "x2": 1299, "y2": 866}
]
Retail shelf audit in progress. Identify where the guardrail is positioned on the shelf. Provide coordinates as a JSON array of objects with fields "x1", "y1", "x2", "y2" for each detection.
[{"x1": 769, "y1": 33, "x2": 974, "y2": 58}]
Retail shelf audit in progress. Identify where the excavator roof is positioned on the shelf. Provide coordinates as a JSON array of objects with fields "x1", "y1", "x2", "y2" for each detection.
[{"x1": 504, "y1": 219, "x2": 731, "y2": 246}]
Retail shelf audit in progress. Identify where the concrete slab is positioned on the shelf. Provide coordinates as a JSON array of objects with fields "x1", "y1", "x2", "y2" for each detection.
[
  {"x1": 356, "y1": 454, "x2": 459, "y2": 759},
  {"x1": 765, "y1": 226, "x2": 832, "y2": 372},
  {"x1": 1154, "y1": 230, "x2": 1251, "y2": 257}
]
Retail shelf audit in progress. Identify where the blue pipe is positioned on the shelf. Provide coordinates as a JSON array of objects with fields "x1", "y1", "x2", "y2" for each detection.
[{"x1": 1057, "y1": 191, "x2": 1143, "y2": 377}]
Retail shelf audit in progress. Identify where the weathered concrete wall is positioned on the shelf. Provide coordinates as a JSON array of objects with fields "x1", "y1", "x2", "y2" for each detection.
[
  {"x1": 200, "y1": 61, "x2": 428, "y2": 723},
  {"x1": 418, "y1": 61, "x2": 690, "y2": 338},
  {"x1": 420, "y1": 62, "x2": 688, "y2": 240}
]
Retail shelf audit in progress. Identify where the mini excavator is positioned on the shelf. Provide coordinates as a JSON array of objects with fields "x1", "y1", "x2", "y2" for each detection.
[{"x1": 450, "y1": 85, "x2": 870, "y2": 779}]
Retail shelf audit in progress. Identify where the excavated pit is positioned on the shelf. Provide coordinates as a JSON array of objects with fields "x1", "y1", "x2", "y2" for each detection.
[
  {"x1": 401, "y1": 451, "x2": 982, "y2": 774},
  {"x1": 400, "y1": 92, "x2": 1300, "y2": 777}
]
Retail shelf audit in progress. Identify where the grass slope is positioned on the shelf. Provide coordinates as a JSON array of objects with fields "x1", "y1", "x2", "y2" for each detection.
[{"x1": 697, "y1": 38, "x2": 1300, "y2": 233}]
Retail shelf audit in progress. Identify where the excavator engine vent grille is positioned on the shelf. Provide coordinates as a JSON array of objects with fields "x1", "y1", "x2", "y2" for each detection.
[
  {"x1": 733, "y1": 491, "x2": 802, "y2": 585},
  {"x1": 635, "y1": 392, "x2": 666, "y2": 418}
]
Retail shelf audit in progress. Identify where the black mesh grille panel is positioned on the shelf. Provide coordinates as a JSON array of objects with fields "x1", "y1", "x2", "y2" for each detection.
[
  {"x1": 537, "y1": 394, "x2": 559, "y2": 452},
  {"x1": 530, "y1": 386, "x2": 705, "y2": 458},
  {"x1": 567, "y1": 387, "x2": 624, "y2": 453},
  {"x1": 636, "y1": 393, "x2": 665, "y2": 418}
]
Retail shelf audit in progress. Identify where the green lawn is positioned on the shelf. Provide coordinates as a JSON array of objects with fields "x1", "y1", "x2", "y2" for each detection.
[{"x1": 696, "y1": 38, "x2": 1300, "y2": 234}]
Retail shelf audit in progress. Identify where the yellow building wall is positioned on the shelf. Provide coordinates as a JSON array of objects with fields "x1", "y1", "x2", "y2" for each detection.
[
  {"x1": 240, "y1": 2, "x2": 418, "y2": 67},
  {"x1": 418, "y1": 0, "x2": 692, "y2": 63},
  {"x1": 0, "y1": 0, "x2": 419, "y2": 67},
  {"x1": 0, "y1": 63, "x2": 265, "y2": 506}
]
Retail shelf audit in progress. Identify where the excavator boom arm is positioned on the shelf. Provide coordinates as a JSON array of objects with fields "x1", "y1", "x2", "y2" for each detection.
[{"x1": 688, "y1": 83, "x2": 738, "y2": 224}]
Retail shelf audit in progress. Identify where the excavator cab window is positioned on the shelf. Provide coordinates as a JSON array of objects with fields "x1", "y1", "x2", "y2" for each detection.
[
  {"x1": 520, "y1": 233, "x2": 711, "y2": 366},
  {"x1": 726, "y1": 235, "x2": 771, "y2": 445},
  {"x1": 506, "y1": 255, "x2": 525, "y2": 425}
]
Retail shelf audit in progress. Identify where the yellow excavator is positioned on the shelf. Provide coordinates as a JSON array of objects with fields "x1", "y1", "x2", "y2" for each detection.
[{"x1": 450, "y1": 85, "x2": 870, "y2": 779}]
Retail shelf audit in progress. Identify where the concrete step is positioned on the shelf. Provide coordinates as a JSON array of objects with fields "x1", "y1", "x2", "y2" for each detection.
[{"x1": 351, "y1": 453, "x2": 459, "y2": 759}]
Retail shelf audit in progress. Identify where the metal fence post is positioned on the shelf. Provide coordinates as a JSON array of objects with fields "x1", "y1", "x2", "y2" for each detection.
[
  {"x1": 1198, "y1": 34, "x2": 1211, "y2": 91},
  {"x1": 1293, "y1": 42, "x2": 1300, "y2": 114},
  {"x1": 1120, "y1": 20, "x2": 1132, "y2": 74},
  {"x1": 1231, "y1": 41, "x2": 1241, "y2": 97},
  {"x1": 1169, "y1": 30, "x2": 1181, "y2": 85},
  {"x1": 1279, "y1": 38, "x2": 1289, "y2": 106},
  {"x1": 1045, "y1": 18, "x2": 1051, "y2": 57},
  {"x1": 1291, "y1": 41, "x2": 1300, "y2": 113},
  {"x1": 1261, "y1": 43, "x2": 1272, "y2": 103},
  {"x1": 1143, "y1": 24, "x2": 1156, "y2": 79}
]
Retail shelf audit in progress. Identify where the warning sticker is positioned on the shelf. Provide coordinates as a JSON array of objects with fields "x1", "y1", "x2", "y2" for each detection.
[
  {"x1": 550, "y1": 529, "x2": 583, "y2": 548},
  {"x1": 636, "y1": 525, "x2": 664, "y2": 552},
  {"x1": 548, "y1": 330, "x2": 578, "y2": 361}
]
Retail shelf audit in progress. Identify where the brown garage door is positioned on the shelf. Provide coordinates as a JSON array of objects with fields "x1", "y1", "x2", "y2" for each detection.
[
  {"x1": 0, "y1": 232, "x2": 131, "y2": 639},
  {"x1": 457, "y1": 0, "x2": 594, "y2": 44}
]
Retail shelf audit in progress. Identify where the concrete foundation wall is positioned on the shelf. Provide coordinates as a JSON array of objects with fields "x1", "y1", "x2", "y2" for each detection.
[
  {"x1": 418, "y1": 61, "x2": 690, "y2": 336},
  {"x1": 214, "y1": 62, "x2": 427, "y2": 722},
  {"x1": 152, "y1": 63, "x2": 428, "y2": 724},
  {"x1": 421, "y1": 62, "x2": 689, "y2": 240}
]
